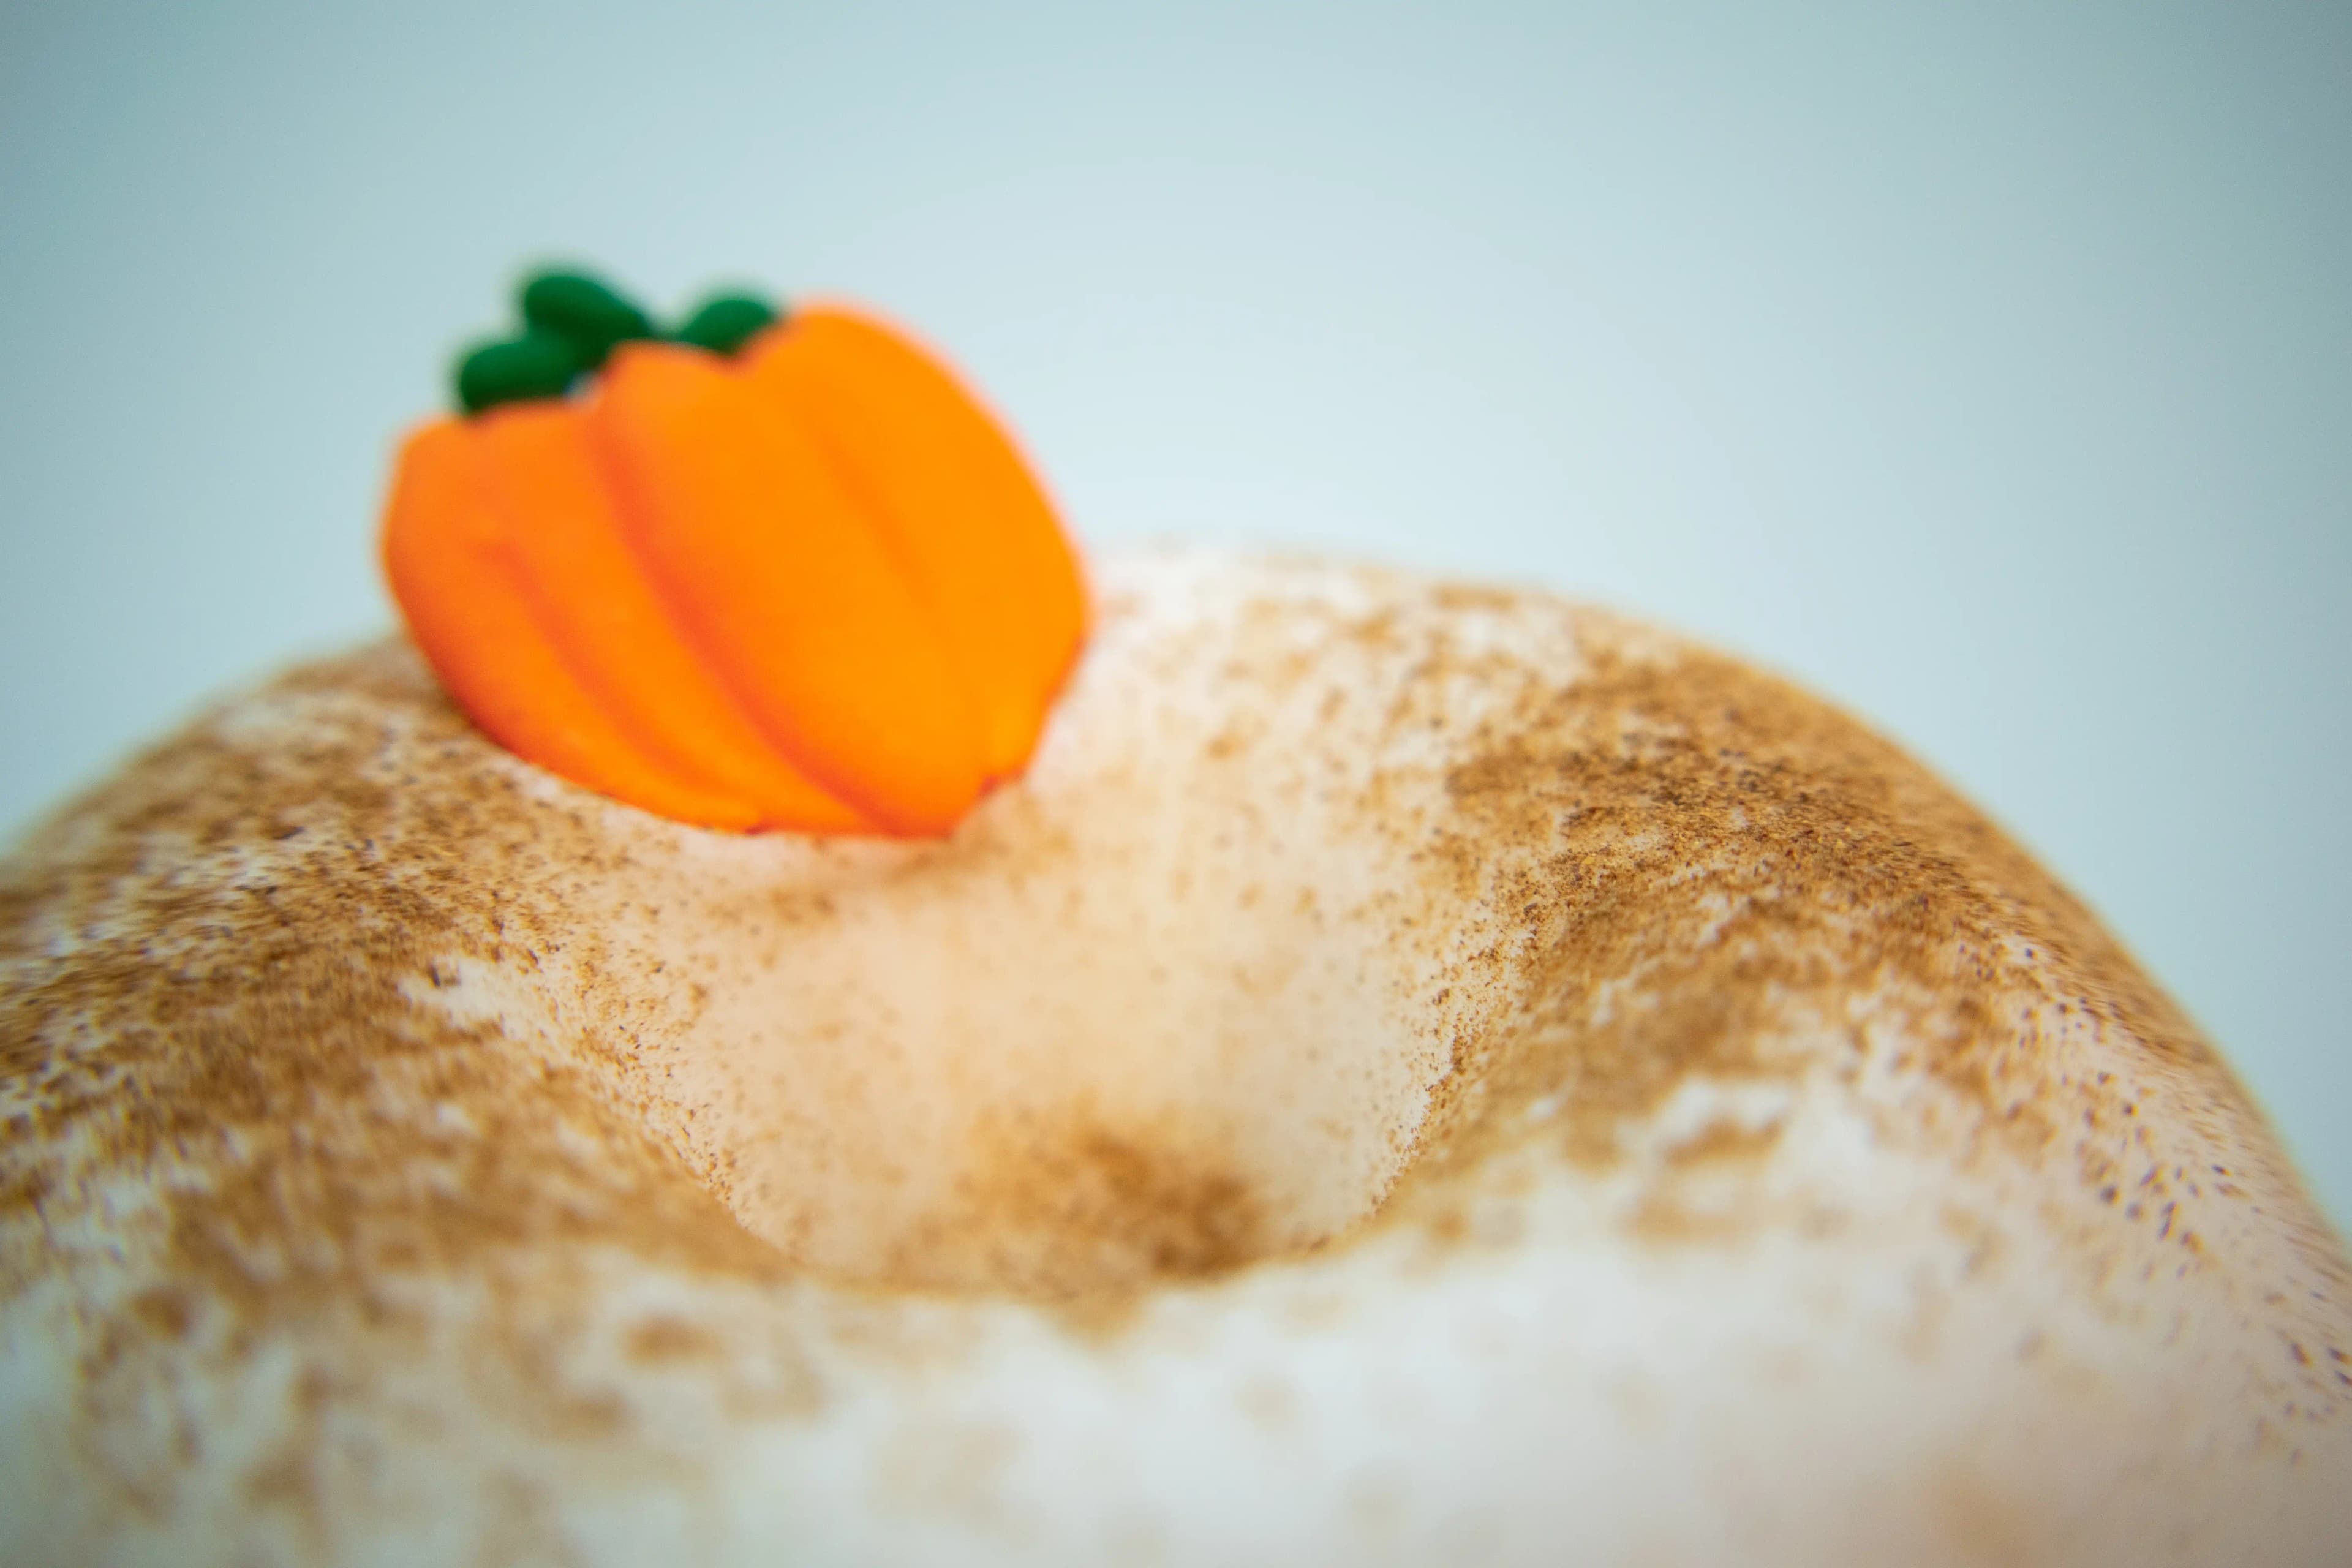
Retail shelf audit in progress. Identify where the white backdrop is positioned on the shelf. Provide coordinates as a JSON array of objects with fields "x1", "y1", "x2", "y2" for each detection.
[{"x1": 3, "y1": 1, "x2": 2345, "y2": 1222}]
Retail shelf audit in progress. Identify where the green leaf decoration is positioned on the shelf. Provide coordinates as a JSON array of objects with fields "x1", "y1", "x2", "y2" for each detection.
[
  {"x1": 451, "y1": 266, "x2": 786, "y2": 414},
  {"x1": 519, "y1": 270, "x2": 658, "y2": 366},
  {"x1": 454, "y1": 328, "x2": 589, "y2": 415},
  {"x1": 673, "y1": 293, "x2": 782, "y2": 356}
]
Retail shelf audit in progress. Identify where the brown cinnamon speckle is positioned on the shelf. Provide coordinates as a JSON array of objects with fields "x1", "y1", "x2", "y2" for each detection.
[{"x1": 4, "y1": 555, "x2": 2346, "y2": 1558}]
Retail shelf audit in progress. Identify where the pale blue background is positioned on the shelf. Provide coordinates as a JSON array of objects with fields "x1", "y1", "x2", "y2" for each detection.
[{"x1": 3, "y1": 2, "x2": 2346, "y2": 1223}]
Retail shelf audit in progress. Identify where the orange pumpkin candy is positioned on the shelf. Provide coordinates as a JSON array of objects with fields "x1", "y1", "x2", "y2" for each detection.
[{"x1": 380, "y1": 303, "x2": 1087, "y2": 837}]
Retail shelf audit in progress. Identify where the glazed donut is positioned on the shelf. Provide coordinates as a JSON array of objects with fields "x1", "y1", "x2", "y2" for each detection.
[{"x1": 3, "y1": 546, "x2": 2347, "y2": 1566}]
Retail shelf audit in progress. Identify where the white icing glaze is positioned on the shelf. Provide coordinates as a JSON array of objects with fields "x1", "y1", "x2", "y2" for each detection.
[{"x1": 2, "y1": 548, "x2": 2346, "y2": 1564}]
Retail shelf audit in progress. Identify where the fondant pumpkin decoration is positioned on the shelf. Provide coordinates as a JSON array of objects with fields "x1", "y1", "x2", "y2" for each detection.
[{"x1": 380, "y1": 270, "x2": 1086, "y2": 837}]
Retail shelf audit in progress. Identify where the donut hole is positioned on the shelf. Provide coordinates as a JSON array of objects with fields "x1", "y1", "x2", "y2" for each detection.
[
  {"x1": 636, "y1": 815, "x2": 1450, "y2": 1300},
  {"x1": 570, "y1": 559, "x2": 1588, "y2": 1301}
]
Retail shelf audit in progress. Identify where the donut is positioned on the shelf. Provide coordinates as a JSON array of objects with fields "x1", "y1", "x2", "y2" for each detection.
[{"x1": 4, "y1": 277, "x2": 2348, "y2": 1566}]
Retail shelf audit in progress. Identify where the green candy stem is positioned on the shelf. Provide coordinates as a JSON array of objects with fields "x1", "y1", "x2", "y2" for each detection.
[
  {"x1": 519, "y1": 270, "x2": 658, "y2": 364},
  {"x1": 450, "y1": 268, "x2": 785, "y2": 415},
  {"x1": 673, "y1": 293, "x2": 782, "y2": 356},
  {"x1": 453, "y1": 328, "x2": 587, "y2": 416}
]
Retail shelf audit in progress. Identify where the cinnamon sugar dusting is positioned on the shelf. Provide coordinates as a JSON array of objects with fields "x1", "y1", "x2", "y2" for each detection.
[
  {"x1": 878, "y1": 1117, "x2": 1266, "y2": 1296},
  {"x1": 3, "y1": 548, "x2": 2348, "y2": 1550}
]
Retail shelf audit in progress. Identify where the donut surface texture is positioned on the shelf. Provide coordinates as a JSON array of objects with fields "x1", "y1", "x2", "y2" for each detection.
[{"x1": 2, "y1": 548, "x2": 2347, "y2": 1566}]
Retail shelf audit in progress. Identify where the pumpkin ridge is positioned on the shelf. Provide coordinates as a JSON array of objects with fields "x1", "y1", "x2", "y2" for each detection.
[
  {"x1": 584, "y1": 343, "x2": 986, "y2": 834},
  {"x1": 548, "y1": 394, "x2": 873, "y2": 833},
  {"x1": 474, "y1": 411, "x2": 742, "y2": 800},
  {"x1": 381, "y1": 419, "x2": 760, "y2": 829},
  {"x1": 750, "y1": 306, "x2": 1087, "y2": 784},
  {"x1": 743, "y1": 345, "x2": 995, "y2": 786},
  {"x1": 575, "y1": 364, "x2": 874, "y2": 823}
]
